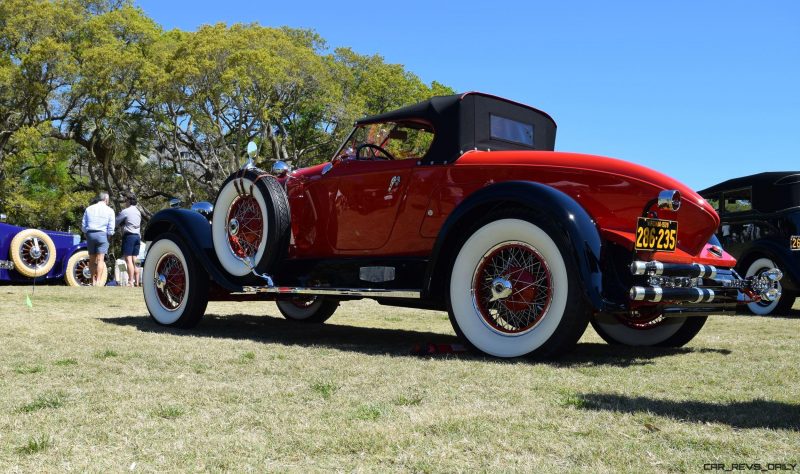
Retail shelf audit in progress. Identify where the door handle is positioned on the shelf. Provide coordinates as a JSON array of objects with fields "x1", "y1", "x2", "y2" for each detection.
[{"x1": 387, "y1": 176, "x2": 401, "y2": 192}]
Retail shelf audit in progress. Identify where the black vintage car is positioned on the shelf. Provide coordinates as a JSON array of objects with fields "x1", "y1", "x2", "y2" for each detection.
[{"x1": 699, "y1": 172, "x2": 800, "y2": 315}]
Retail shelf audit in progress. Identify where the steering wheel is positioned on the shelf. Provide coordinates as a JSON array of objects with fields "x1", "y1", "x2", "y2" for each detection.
[{"x1": 356, "y1": 143, "x2": 395, "y2": 160}]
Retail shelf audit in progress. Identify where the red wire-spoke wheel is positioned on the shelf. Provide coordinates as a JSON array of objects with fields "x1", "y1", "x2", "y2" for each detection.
[
  {"x1": 449, "y1": 217, "x2": 586, "y2": 358},
  {"x1": 226, "y1": 194, "x2": 264, "y2": 260},
  {"x1": 144, "y1": 236, "x2": 209, "y2": 328},
  {"x1": 154, "y1": 253, "x2": 187, "y2": 311},
  {"x1": 472, "y1": 241, "x2": 553, "y2": 335},
  {"x1": 212, "y1": 171, "x2": 290, "y2": 280}
]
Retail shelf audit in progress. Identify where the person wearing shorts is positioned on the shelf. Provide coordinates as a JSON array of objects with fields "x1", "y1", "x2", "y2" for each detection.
[
  {"x1": 82, "y1": 192, "x2": 115, "y2": 286},
  {"x1": 117, "y1": 195, "x2": 142, "y2": 287}
]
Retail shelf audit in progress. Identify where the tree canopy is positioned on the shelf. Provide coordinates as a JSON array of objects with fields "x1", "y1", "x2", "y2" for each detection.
[{"x1": 0, "y1": 0, "x2": 452, "y2": 229}]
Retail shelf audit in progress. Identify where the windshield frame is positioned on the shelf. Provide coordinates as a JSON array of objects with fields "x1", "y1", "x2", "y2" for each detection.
[{"x1": 330, "y1": 119, "x2": 435, "y2": 162}]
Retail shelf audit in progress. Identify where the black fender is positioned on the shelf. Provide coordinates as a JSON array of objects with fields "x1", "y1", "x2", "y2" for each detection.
[
  {"x1": 144, "y1": 209, "x2": 242, "y2": 291},
  {"x1": 422, "y1": 181, "x2": 606, "y2": 312},
  {"x1": 58, "y1": 242, "x2": 88, "y2": 277},
  {"x1": 736, "y1": 240, "x2": 800, "y2": 292}
]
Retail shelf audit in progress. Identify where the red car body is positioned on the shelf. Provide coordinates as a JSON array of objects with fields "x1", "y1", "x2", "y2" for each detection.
[
  {"x1": 142, "y1": 92, "x2": 779, "y2": 358},
  {"x1": 286, "y1": 150, "x2": 729, "y2": 265}
]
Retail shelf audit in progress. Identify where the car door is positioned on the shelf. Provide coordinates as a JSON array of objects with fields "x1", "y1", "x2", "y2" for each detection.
[{"x1": 324, "y1": 158, "x2": 416, "y2": 251}]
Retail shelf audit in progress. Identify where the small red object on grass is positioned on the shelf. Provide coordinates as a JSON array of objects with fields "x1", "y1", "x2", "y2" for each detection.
[{"x1": 410, "y1": 343, "x2": 468, "y2": 356}]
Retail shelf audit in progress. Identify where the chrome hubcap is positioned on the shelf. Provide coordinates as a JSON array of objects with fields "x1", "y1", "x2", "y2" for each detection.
[
  {"x1": 155, "y1": 273, "x2": 167, "y2": 290},
  {"x1": 228, "y1": 218, "x2": 239, "y2": 236},
  {"x1": 489, "y1": 277, "x2": 513, "y2": 302}
]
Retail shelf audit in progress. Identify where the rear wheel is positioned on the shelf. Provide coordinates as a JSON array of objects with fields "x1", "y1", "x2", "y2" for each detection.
[
  {"x1": 276, "y1": 296, "x2": 339, "y2": 323},
  {"x1": 143, "y1": 234, "x2": 209, "y2": 328},
  {"x1": 64, "y1": 250, "x2": 102, "y2": 287},
  {"x1": 591, "y1": 311, "x2": 707, "y2": 347},
  {"x1": 9, "y1": 229, "x2": 56, "y2": 277},
  {"x1": 447, "y1": 214, "x2": 589, "y2": 358},
  {"x1": 211, "y1": 170, "x2": 290, "y2": 281},
  {"x1": 744, "y1": 258, "x2": 796, "y2": 315}
]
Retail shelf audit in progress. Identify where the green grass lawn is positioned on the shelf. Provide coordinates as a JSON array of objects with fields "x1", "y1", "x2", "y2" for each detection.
[{"x1": 1, "y1": 286, "x2": 798, "y2": 472}]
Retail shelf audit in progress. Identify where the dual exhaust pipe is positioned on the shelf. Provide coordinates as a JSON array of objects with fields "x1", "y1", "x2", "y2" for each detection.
[{"x1": 628, "y1": 260, "x2": 783, "y2": 304}]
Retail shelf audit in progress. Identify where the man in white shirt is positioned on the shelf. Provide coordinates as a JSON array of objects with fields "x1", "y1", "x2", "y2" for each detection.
[{"x1": 81, "y1": 192, "x2": 115, "y2": 286}]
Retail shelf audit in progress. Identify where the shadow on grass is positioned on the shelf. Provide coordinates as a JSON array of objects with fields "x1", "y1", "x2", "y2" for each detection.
[
  {"x1": 578, "y1": 393, "x2": 800, "y2": 430},
  {"x1": 100, "y1": 313, "x2": 732, "y2": 367}
]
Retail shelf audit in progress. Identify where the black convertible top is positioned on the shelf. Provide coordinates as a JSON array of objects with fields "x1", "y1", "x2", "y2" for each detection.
[
  {"x1": 356, "y1": 92, "x2": 557, "y2": 164},
  {"x1": 699, "y1": 171, "x2": 800, "y2": 212}
]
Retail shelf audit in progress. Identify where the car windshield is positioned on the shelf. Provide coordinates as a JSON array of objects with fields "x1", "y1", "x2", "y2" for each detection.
[{"x1": 334, "y1": 121, "x2": 434, "y2": 161}]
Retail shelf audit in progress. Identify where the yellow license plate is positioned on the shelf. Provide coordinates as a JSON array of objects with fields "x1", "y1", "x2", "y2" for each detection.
[
  {"x1": 635, "y1": 217, "x2": 678, "y2": 252},
  {"x1": 791, "y1": 235, "x2": 800, "y2": 251}
]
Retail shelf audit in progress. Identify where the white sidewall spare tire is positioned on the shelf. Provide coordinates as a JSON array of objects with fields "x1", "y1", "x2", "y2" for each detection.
[{"x1": 212, "y1": 176, "x2": 270, "y2": 277}]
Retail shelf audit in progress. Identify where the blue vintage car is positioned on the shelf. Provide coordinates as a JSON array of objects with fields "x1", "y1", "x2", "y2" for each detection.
[{"x1": 0, "y1": 216, "x2": 94, "y2": 286}]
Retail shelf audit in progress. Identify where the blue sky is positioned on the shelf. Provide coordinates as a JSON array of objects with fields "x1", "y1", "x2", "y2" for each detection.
[{"x1": 135, "y1": 0, "x2": 799, "y2": 190}]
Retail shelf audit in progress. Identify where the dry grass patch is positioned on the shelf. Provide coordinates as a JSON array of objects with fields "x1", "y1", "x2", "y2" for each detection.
[{"x1": 0, "y1": 286, "x2": 798, "y2": 472}]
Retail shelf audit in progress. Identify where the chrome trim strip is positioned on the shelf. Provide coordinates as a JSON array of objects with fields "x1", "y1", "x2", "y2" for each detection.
[{"x1": 237, "y1": 286, "x2": 421, "y2": 299}]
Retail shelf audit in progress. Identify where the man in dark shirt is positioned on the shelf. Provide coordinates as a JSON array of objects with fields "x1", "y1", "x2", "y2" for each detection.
[{"x1": 116, "y1": 195, "x2": 142, "y2": 287}]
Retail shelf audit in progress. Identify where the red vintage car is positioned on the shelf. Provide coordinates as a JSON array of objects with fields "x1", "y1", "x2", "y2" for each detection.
[{"x1": 142, "y1": 92, "x2": 781, "y2": 358}]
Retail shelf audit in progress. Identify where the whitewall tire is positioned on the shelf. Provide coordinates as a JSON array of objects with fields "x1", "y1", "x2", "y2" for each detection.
[
  {"x1": 211, "y1": 170, "x2": 290, "y2": 281},
  {"x1": 590, "y1": 312, "x2": 706, "y2": 347},
  {"x1": 143, "y1": 234, "x2": 208, "y2": 328},
  {"x1": 745, "y1": 258, "x2": 795, "y2": 315},
  {"x1": 448, "y1": 216, "x2": 588, "y2": 358},
  {"x1": 276, "y1": 296, "x2": 339, "y2": 323}
]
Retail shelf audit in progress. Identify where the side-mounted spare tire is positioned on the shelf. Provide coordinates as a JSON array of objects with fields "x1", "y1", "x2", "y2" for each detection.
[
  {"x1": 211, "y1": 169, "x2": 291, "y2": 282},
  {"x1": 9, "y1": 228, "x2": 57, "y2": 278}
]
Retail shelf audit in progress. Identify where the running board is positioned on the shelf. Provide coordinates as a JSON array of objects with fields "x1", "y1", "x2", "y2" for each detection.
[{"x1": 236, "y1": 286, "x2": 421, "y2": 299}]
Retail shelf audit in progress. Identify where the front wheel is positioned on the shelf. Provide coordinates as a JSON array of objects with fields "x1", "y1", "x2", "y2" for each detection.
[
  {"x1": 143, "y1": 234, "x2": 209, "y2": 328},
  {"x1": 276, "y1": 296, "x2": 339, "y2": 323},
  {"x1": 745, "y1": 258, "x2": 796, "y2": 315},
  {"x1": 591, "y1": 312, "x2": 707, "y2": 347},
  {"x1": 447, "y1": 215, "x2": 589, "y2": 358}
]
